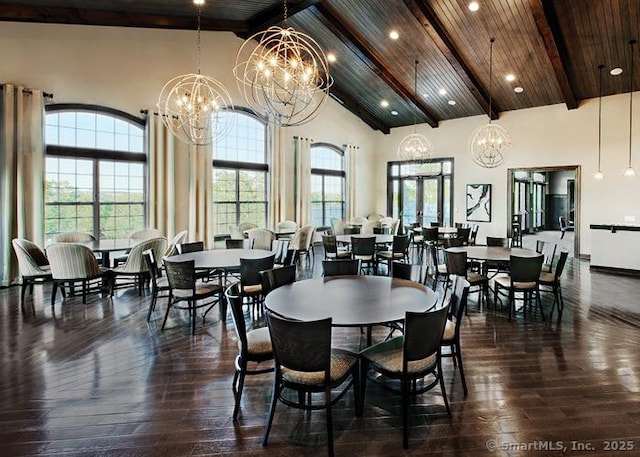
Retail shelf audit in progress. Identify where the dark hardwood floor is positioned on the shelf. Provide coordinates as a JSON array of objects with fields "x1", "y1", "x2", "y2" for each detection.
[{"x1": 2, "y1": 248, "x2": 640, "y2": 456}]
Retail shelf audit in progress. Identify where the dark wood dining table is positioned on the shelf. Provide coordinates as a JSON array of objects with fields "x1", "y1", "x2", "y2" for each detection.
[
  {"x1": 167, "y1": 248, "x2": 273, "y2": 271},
  {"x1": 72, "y1": 238, "x2": 137, "y2": 267},
  {"x1": 445, "y1": 245, "x2": 539, "y2": 261},
  {"x1": 264, "y1": 276, "x2": 439, "y2": 328},
  {"x1": 335, "y1": 234, "x2": 394, "y2": 245}
]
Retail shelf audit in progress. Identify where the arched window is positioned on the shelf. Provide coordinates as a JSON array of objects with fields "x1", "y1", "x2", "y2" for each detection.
[
  {"x1": 310, "y1": 143, "x2": 345, "y2": 227},
  {"x1": 212, "y1": 108, "x2": 268, "y2": 233},
  {"x1": 44, "y1": 104, "x2": 146, "y2": 239}
]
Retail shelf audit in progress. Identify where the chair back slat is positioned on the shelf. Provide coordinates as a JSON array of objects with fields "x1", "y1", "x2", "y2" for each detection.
[
  {"x1": 322, "y1": 259, "x2": 360, "y2": 276},
  {"x1": 177, "y1": 241, "x2": 204, "y2": 254},
  {"x1": 392, "y1": 234, "x2": 409, "y2": 254},
  {"x1": 266, "y1": 311, "x2": 332, "y2": 373},
  {"x1": 351, "y1": 236, "x2": 375, "y2": 257},
  {"x1": 486, "y1": 236, "x2": 510, "y2": 247},
  {"x1": 164, "y1": 259, "x2": 196, "y2": 290},
  {"x1": 322, "y1": 234, "x2": 338, "y2": 256},
  {"x1": 422, "y1": 227, "x2": 439, "y2": 243},
  {"x1": 403, "y1": 305, "x2": 449, "y2": 362},
  {"x1": 391, "y1": 261, "x2": 413, "y2": 280},
  {"x1": 47, "y1": 243, "x2": 103, "y2": 279},
  {"x1": 510, "y1": 254, "x2": 544, "y2": 282},
  {"x1": 445, "y1": 250, "x2": 467, "y2": 277},
  {"x1": 240, "y1": 254, "x2": 276, "y2": 288},
  {"x1": 260, "y1": 265, "x2": 296, "y2": 295},
  {"x1": 226, "y1": 283, "x2": 249, "y2": 350},
  {"x1": 119, "y1": 238, "x2": 167, "y2": 273},
  {"x1": 554, "y1": 251, "x2": 569, "y2": 279}
]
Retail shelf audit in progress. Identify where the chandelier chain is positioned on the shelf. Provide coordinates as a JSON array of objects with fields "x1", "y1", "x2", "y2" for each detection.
[
  {"x1": 629, "y1": 39, "x2": 636, "y2": 168},
  {"x1": 283, "y1": 0, "x2": 288, "y2": 22},
  {"x1": 196, "y1": 6, "x2": 202, "y2": 74},
  {"x1": 488, "y1": 38, "x2": 494, "y2": 123},
  {"x1": 413, "y1": 59, "x2": 418, "y2": 133},
  {"x1": 598, "y1": 63, "x2": 604, "y2": 172}
]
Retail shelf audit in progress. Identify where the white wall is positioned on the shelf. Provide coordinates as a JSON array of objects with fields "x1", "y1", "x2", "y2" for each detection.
[
  {"x1": 373, "y1": 95, "x2": 640, "y2": 255},
  {"x1": 0, "y1": 22, "x2": 381, "y2": 230}
]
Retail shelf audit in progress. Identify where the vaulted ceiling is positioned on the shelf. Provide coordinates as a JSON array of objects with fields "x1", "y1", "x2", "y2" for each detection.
[{"x1": 1, "y1": 0, "x2": 638, "y2": 134}]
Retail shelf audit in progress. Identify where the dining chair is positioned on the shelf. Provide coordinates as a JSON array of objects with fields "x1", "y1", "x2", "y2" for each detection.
[
  {"x1": 322, "y1": 259, "x2": 360, "y2": 277},
  {"x1": 391, "y1": 261, "x2": 414, "y2": 281},
  {"x1": 239, "y1": 253, "x2": 276, "y2": 313},
  {"x1": 330, "y1": 217, "x2": 346, "y2": 236},
  {"x1": 259, "y1": 265, "x2": 296, "y2": 296},
  {"x1": 485, "y1": 236, "x2": 511, "y2": 274},
  {"x1": 142, "y1": 248, "x2": 171, "y2": 322},
  {"x1": 351, "y1": 236, "x2": 376, "y2": 275},
  {"x1": 226, "y1": 238, "x2": 253, "y2": 249},
  {"x1": 225, "y1": 283, "x2": 274, "y2": 420},
  {"x1": 12, "y1": 238, "x2": 52, "y2": 312},
  {"x1": 289, "y1": 225, "x2": 316, "y2": 266},
  {"x1": 440, "y1": 276, "x2": 471, "y2": 395},
  {"x1": 113, "y1": 228, "x2": 162, "y2": 266},
  {"x1": 162, "y1": 259, "x2": 224, "y2": 335},
  {"x1": 536, "y1": 240, "x2": 557, "y2": 273},
  {"x1": 494, "y1": 254, "x2": 545, "y2": 321},
  {"x1": 539, "y1": 250, "x2": 569, "y2": 320},
  {"x1": 51, "y1": 232, "x2": 95, "y2": 242},
  {"x1": 237, "y1": 222, "x2": 258, "y2": 233},
  {"x1": 47, "y1": 243, "x2": 112, "y2": 306},
  {"x1": 322, "y1": 234, "x2": 351, "y2": 260},
  {"x1": 177, "y1": 241, "x2": 204, "y2": 254},
  {"x1": 360, "y1": 219, "x2": 381, "y2": 235},
  {"x1": 376, "y1": 234, "x2": 409, "y2": 275},
  {"x1": 469, "y1": 224, "x2": 479, "y2": 245},
  {"x1": 263, "y1": 310, "x2": 360, "y2": 457},
  {"x1": 360, "y1": 304, "x2": 450, "y2": 449},
  {"x1": 163, "y1": 230, "x2": 188, "y2": 258},
  {"x1": 427, "y1": 245, "x2": 449, "y2": 291},
  {"x1": 445, "y1": 250, "x2": 488, "y2": 309},
  {"x1": 456, "y1": 227, "x2": 471, "y2": 245},
  {"x1": 274, "y1": 220, "x2": 298, "y2": 239},
  {"x1": 246, "y1": 228, "x2": 275, "y2": 251},
  {"x1": 228, "y1": 224, "x2": 246, "y2": 240},
  {"x1": 110, "y1": 237, "x2": 167, "y2": 296}
]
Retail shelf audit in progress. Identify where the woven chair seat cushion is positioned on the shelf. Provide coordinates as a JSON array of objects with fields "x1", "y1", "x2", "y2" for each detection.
[
  {"x1": 467, "y1": 273, "x2": 488, "y2": 284},
  {"x1": 437, "y1": 264, "x2": 448, "y2": 274},
  {"x1": 494, "y1": 276, "x2": 537, "y2": 290},
  {"x1": 413, "y1": 236, "x2": 424, "y2": 243},
  {"x1": 245, "y1": 326, "x2": 273, "y2": 356},
  {"x1": 441, "y1": 319, "x2": 455, "y2": 342},
  {"x1": 538, "y1": 272, "x2": 555, "y2": 283},
  {"x1": 282, "y1": 349, "x2": 357, "y2": 386},
  {"x1": 354, "y1": 254, "x2": 373, "y2": 261},
  {"x1": 172, "y1": 284, "x2": 221, "y2": 298},
  {"x1": 327, "y1": 251, "x2": 352, "y2": 259},
  {"x1": 362, "y1": 336, "x2": 437, "y2": 375},
  {"x1": 541, "y1": 265, "x2": 552, "y2": 273},
  {"x1": 377, "y1": 251, "x2": 405, "y2": 260},
  {"x1": 242, "y1": 284, "x2": 262, "y2": 295},
  {"x1": 156, "y1": 277, "x2": 169, "y2": 289}
]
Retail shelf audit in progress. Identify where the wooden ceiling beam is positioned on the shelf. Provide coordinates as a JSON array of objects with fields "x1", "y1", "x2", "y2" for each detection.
[
  {"x1": 242, "y1": 0, "x2": 323, "y2": 38},
  {"x1": 530, "y1": 0, "x2": 578, "y2": 109},
  {"x1": 314, "y1": 2, "x2": 439, "y2": 128},
  {"x1": 0, "y1": 4, "x2": 248, "y2": 32},
  {"x1": 405, "y1": 0, "x2": 499, "y2": 120},
  {"x1": 328, "y1": 86, "x2": 391, "y2": 134}
]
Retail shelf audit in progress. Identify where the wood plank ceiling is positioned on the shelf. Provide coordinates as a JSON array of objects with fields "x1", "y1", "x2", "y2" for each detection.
[{"x1": 1, "y1": 0, "x2": 638, "y2": 134}]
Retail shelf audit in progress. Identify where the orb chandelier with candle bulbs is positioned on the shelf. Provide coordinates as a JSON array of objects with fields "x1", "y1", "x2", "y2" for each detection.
[
  {"x1": 234, "y1": 0, "x2": 332, "y2": 127},
  {"x1": 398, "y1": 59, "x2": 433, "y2": 161},
  {"x1": 469, "y1": 38, "x2": 512, "y2": 168},
  {"x1": 158, "y1": 0, "x2": 233, "y2": 146}
]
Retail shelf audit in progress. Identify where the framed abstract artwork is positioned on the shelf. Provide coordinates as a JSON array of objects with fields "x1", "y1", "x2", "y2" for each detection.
[{"x1": 466, "y1": 184, "x2": 491, "y2": 222}]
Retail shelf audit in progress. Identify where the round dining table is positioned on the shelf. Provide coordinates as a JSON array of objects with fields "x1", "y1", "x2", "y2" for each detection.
[
  {"x1": 445, "y1": 245, "x2": 539, "y2": 261},
  {"x1": 264, "y1": 275, "x2": 438, "y2": 327},
  {"x1": 335, "y1": 234, "x2": 394, "y2": 245},
  {"x1": 167, "y1": 248, "x2": 273, "y2": 271}
]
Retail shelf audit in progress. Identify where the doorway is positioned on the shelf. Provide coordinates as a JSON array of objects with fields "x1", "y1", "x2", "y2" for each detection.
[{"x1": 507, "y1": 166, "x2": 580, "y2": 257}]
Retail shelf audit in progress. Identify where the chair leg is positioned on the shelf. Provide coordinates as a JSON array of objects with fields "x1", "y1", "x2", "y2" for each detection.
[
  {"x1": 161, "y1": 296, "x2": 173, "y2": 330},
  {"x1": 455, "y1": 343, "x2": 468, "y2": 396},
  {"x1": 147, "y1": 290, "x2": 158, "y2": 322},
  {"x1": 190, "y1": 300, "x2": 196, "y2": 335},
  {"x1": 325, "y1": 387, "x2": 335, "y2": 457},
  {"x1": 438, "y1": 357, "x2": 451, "y2": 417},
  {"x1": 262, "y1": 374, "x2": 280, "y2": 446},
  {"x1": 233, "y1": 360, "x2": 247, "y2": 421},
  {"x1": 82, "y1": 280, "x2": 87, "y2": 304},
  {"x1": 20, "y1": 280, "x2": 28, "y2": 313},
  {"x1": 51, "y1": 281, "x2": 58, "y2": 308},
  {"x1": 402, "y1": 378, "x2": 410, "y2": 449}
]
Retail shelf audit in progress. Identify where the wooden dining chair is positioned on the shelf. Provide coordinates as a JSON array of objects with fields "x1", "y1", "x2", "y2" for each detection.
[
  {"x1": 322, "y1": 259, "x2": 360, "y2": 277},
  {"x1": 494, "y1": 254, "x2": 545, "y2": 321},
  {"x1": 263, "y1": 310, "x2": 360, "y2": 457}
]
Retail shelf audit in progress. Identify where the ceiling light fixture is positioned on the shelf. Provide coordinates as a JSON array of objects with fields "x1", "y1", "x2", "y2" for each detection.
[
  {"x1": 624, "y1": 39, "x2": 636, "y2": 177},
  {"x1": 391, "y1": 110, "x2": 399, "y2": 116},
  {"x1": 327, "y1": 53, "x2": 337, "y2": 63},
  {"x1": 234, "y1": 0, "x2": 332, "y2": 127},
  {"x1": 610, "y1": 67, "x2": 623, "y2": 76},
  {"x1": 594, "y1": 64, "x2": 605, "y2": 180},
  {"x1": 397, "y1": 59, "x2": 433, "y2": 161},
  {"x1": 389, "y1": 30, "x2": 399, "y2": 40},
  {"x1": 380, "y1": 100, "x2": 389, "y2": 108},
  {"x1": 469, "y1": 38, "x2": 512, "y2": 168},
  {"x1": 514, "y1": 86, "x2": 524, "y2": 93},
  {"x1": 448, "y1": 100, "x2": 456, "y2": 105},
  {"x1": 157, "y1": 0, "x2": 233, "y2": 145},
  {"x1": 469, "y1": 2, "x2": 480, "y2": 12},
  {"x1": 438, "y1": 88, "x2": 447, "y2": 96},
  {"x1": 505, "y1": 74, "x2": 516, "y2": 82}
]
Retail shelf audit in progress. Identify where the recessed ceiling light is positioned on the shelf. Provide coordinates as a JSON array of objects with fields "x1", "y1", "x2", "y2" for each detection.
[
  {"x1": 505, "y1": 74, "x2": 516, "y2": 82},
  {"x1": 380, "y1": 100, "x2": 389, "y2": 108},
  {"x1": 422, "y1": 93, "x2": 429, "y2": 98},
  {"x1": 468, "y1": 2, "x2": 479, "y2": 11},
  {"x1": 448, "y1": 100, "x2": 456, "y2": 106},
  {"x1": 389, "y1": 30, "x2": 399, "y2": 40},
  {"x1": 514, "y1": 86, "x2": 524, "y2": 93},
  {"x1": 610, "y1": 67, "x2": 623, "y2": 76},
  {"x1": 327, "y1": 53, "x2": 337, "y2": 63},
  {"x1": 193, "y1": 0, "x2": 205, "y2": 5},
  {"x1": 438, "y1": 88, "x2": 447, "y2": 96},
  {"x1": 390, "y1": 110, "x2": 399, "y2": 116}
]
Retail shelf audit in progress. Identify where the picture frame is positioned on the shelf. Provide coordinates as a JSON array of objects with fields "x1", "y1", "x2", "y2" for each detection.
[{"x1": 466, "y1": 184, "x2": 492, "y2": 222}]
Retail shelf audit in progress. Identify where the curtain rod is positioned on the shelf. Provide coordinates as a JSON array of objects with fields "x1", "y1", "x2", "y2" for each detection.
[{"x1": 1, "y1": 85, "x2": 53, "y2": 99}]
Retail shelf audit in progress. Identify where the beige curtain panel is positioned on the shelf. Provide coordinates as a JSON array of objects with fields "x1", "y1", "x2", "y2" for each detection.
[
  {"x1": 294, "y1": 136, "x2": 313, "y2": 227},
  {"x1": 268, "y1": 121, "x2": 285, "y2": 229},
  {"x1": 0, "y1": 84, "x2": 45, "y2": 286},
  {"x1": 344, "y1": 144, "x2": 359, "y2": 220}
]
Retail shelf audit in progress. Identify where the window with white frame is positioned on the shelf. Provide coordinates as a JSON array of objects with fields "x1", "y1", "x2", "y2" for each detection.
[
  {"x1": 44, "y1": 105, "x2": 146, "y2": 240},
  {"x1": 212, "y1": 109, "x2": 268, "y2": 233},
  {"x1": 310, "y1": 143, "x2": 345, "y2": 227}
]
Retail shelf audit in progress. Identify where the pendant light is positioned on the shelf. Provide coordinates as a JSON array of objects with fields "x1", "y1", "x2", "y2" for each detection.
[
  {"x1": 624, "y1": 39, "x2": 637, "y2": 177},
  {"x1": 469, "y1": 38, "x2": 512, "y2": 168},
  {"x1": 234, "y1": 0, "x2": 332, "y2": 127},
  {"x1": 594, "y1": 64, "x2": 605, "y2": 180},
  {"x1": 157, "y1": 0, "x2": 233, "y2": 146},
  {"x1": 397, "y1": 59, "x2": 433, "y2": 161}
]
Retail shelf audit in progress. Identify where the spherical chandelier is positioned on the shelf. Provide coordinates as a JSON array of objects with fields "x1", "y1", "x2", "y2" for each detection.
[
  {"x1": 398, "y1": 60, "x2": 433, "y2": 161},
  {"x1": 469, "y1": 38, "x2": 512, "y2": 168},
  {"x1": 157, "y1": 1, "x2": 233, "y2": 146},
  {"x1": 234, "y1": 1, "x2": 332, "y2": 127}
]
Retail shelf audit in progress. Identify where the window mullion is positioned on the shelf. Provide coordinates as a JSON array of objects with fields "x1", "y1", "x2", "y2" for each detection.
[{"x1": 93, "y1": 159, "x2": 100, "y2": 239}]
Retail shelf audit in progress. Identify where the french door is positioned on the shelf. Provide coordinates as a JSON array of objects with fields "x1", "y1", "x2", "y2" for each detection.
[{"x1": 399, "y1": 176, "x2": 449, "y2": 226}]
